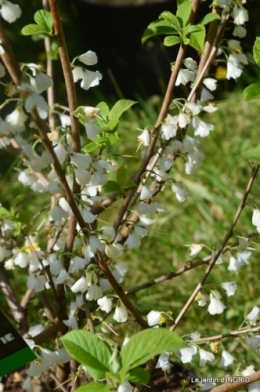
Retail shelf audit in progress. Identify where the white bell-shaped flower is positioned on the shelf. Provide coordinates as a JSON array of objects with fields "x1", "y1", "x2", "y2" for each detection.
[
  {"x1": 86, "y1": 284, "x2": 102, "y2": 300},
  {"x1": 219, "y1": 350, "x2": 235, "y2": 366},
  {"x1": 0, "y1": 1, "x2": 21, "y2": 23},
  {"x1": 113, "y1": 305, "x2": 128, "y2": 322},
  {"x1": 78, "y1": 50, "x2": 98, "y2": 65},
  {"x1": 180, "y1": 345, "x2": 197, "y2": 363},
  {"x1": 247, "y1": 306, "x2": 260, "y2": 323},
  {"x1": 71, "y1": 277, "x2": 88, "y2": 293},
  {"x1": 208, "y1": 290, "x2": 226, "y2": 315},
  {"x1": 199, "y1": 348, "x2": 215, "y2": 366},
  {"x1": 97, "y1": 296, "x2": 113, "y2": 313}
]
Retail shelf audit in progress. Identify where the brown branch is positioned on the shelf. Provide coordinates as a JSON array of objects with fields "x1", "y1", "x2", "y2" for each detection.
[
  {"x1": 49, "y1": 371, "x2": 69, "y2": 392},
  {"x1": 188, "y1": 7, "x2": 233, "y2": 102},
  {"x1": 48, "y1": 0, "x2": 81, "y2": 152},
  {"x1": 96, "y1": 251, "x2": 149, "y2": 329},
  {"x1": 0, "y1": 18, "x2": 21, "y2": 83},
  {"x1": 125, "y1": 230, "x2": 258, "y2": 296},
  {"x1": 170, "y1": 165, "x2": 260, "y2": 331},
  {"x1": 32, "y1": 321, "x2": 67, "y2": 345},
  {"x1": 113, "y1": 0, "x2": 201, "y2": 236},
  {"x1": 187, "y1": 325, "x2": 260, "y2": 344},
  {"x1": 0, "y1": 263, "x2": 29, "y2": 334},
  {"x1": 192, "y1": 5, "x2": 221, "y2": 102},
  {"x1": 210, "y1": 370, "x2": 260, "y2": 392}
]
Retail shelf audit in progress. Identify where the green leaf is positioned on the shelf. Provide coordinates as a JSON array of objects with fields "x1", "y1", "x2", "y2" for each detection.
[
  {"x1": 0, "y1": 206, "x2": 12, "y2": 219},
  {"x1": 48, "y1": 40, "x2": 59, "y2": 60},
  {"x1": 107, "y1": 134, "x2": 119, "y2": 145},
  {"x1": 75, "y1": 383, "x2": 110, "y2": 392},
  {"x1": 253, "y1": 37, "x2": 260, "y2": 67},
  {"x1": 189, "y1": 24, "x2": 205, "y2": 53},
  {"x1": 164, "y1": 35, "x2": 182, "y2": 47},
  {"x1": 21, "y1": 24, "x2": 47, "y2": 36},
  {"x1": 127, "y1": 368, "x2": 150, "y2": 384},
  {"x1": 74, "y1": 106, "x2": 87, "y2": 126},
  {"x1": 199, "y1": 13, "x2": 220, "y2": 26},
  {"x1": 176, "y1": 0, "x2": 192, "y2": 27},
  {"x1": 13, "y1": 221, "x2": 22, "y2": 235},
  {"x1": 34, "y1": 10, "x2": 53, "y2": 33},
  {"x1": 15, "y1": 210, "x2": 32, "y2": 225},
  {"x1": 142, "y1": 24, "x2": 178, "y2": 44},
  {"x1": 121, "y1": 329, "x2": 184, "y2": 370},
  {"x1": 244, "y1": 146, "x2": 260, "y2": 161},
  {"x1": 96, "y1": 102, "x2": 110, "y2": 117},
  {"x1": 116, "y1": 164, "x2": 128, "y2": 188},
  {"x1": 159, "y1": 11, "x2": 180, "y2": 28},
  {"x1": 177, "y1": 0, "x2": 188, "y2": 5},
  {"x1": 122, "y1": 179, "x2": 136, "y2": 189},
  {"x1": 107, "y1": 116, "x2": 119, "y2": 131},
  {"x1": 93, "y1": 136, "x2": 110, "y2": 145},
  {"x1": 243, "y1": 83, "x2": 260, "y2": 100},
  {"x1": 81, "y1": 142, "x2": 100, "y2": 153},
  {"x1": 102, "y1": 180, "x2": 122, "y2": 194},
  {"x1": 61, "y1": 331, "x2": 111, "y2": 380},
  {"x1": 108, "y1": 100, "x2": 136, "y2": 121}
]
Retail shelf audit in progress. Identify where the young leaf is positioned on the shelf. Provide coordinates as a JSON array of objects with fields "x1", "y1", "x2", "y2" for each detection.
[
  {"x1": 127, "y1": 368, "x2": 150, "y2": 384},
  {"x1": 177, "y1": 0, "x2": 188, "y2": 5},
  {"x1": 107, "y1": 116, "x2": 119, "y2": 131},
  {"x1": 81, "y1": 142, "x2": 100, "y2": 153},
  {"x1": 159, "y1": 11, "x2": 180, "y2": 28},
  {"x1": 93, "y1": 136, "x2": 110, "y2": 145},
  {"x1": 107, "y1": 134, "x2": 119, "y2": 145},
  {"x1": 74, "y1": 106, "x2": 87, "y2": 126},
  {"x1": 0, "y1": 206, "x2": 12, "y2": 220},
  {"x1": 75, "y1": 383, "x2": 110, "y2": 392},
  {"x1": 61, "y1": 331, "x2": 111, "y2": 380},
  {"x1": 108, "y1": 100, "x2": 136, "y2": 121},
  {"x1": 34, "y1": 10, "x2": 53, "y2": 33},
  {"x1": 164, "y1": 36, "x2": 182, "y2": 47},
  {"x1": 199, "y1": 13, "x2": 220, "y2": 26},
  {"x1": 142, "y1": 24, "x2": 178, "y2": 44},
  {"x1": 243, "y1": 83, "x2": 260, "y2": 100},
  {"x1": 121, "y1": 329, "x2": 184, "y2": 370},
  {"x1": 21, "y1": 24, "x2": 47, "y2": 36},
  {"x1": 176, "y1": 0, "x2": 193, "y2": 27},
  {"x1": 189, "y1": 25, "x2": 205, "y2": 53},
  {"x1": 253, "y1": 37, "x2": 260, "y2": 67},
  {"x1": 13, "y1": 221, "x2": 22, "y2": 236},
  {"x1": 102, "y1": 180, "x2": 122, "y2": 194},
  {"x1": 96, "y1": 101, "x2": 110, "y2": 117}
]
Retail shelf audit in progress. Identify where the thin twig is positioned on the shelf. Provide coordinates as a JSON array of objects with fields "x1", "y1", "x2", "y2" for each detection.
[
  {"x1": 126, "y1": 230, "x2": 258, "y2": 296},
  {"x1": 49, "y1": 370, "x2": 69, "y2": 392},
  {"x1": 210, "y1": 370, "x2": 260, "y2": 392},
  {"x1": 170, "y1": 165, "x2": 260, "y2": 331},
  {"x1": 187, "y1": 325, "x2": 260, "y2": 344},
  {"x1": 83, "y1": 295, "x2": 95, "y2": 333},
  {"x1": 0, "y1": 263, "x2": 29, "y2": 334}
]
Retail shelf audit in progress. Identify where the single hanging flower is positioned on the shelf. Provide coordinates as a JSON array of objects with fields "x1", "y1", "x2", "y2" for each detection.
[
  {"x1": 72, "y1": 66, "x2": 102, "y2": 90},
  {"x1": 0, "y1": 1, "x2": 21, "y2": 23},
  {"x1": 113, "y1": 305, "x2": 128, "y2": 323},
  {"x1": 208, "y1": 290, "x2": 226, "y2": 315},
  {"x1": 78, "y1": 50, "x2": 98, "y2": 65},
  {"x1": 219, "y1": 350, "x2": 235, "y2": 366}
]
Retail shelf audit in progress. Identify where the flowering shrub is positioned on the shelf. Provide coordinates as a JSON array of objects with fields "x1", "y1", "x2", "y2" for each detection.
[{"x1": 1, "y1": 0, "x2": 260, "y2": 391}]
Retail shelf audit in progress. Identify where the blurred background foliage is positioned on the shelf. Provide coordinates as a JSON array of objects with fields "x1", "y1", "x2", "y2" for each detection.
[{"x1": 1, "y1": 0, "x2": 260, "y2": 379}]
